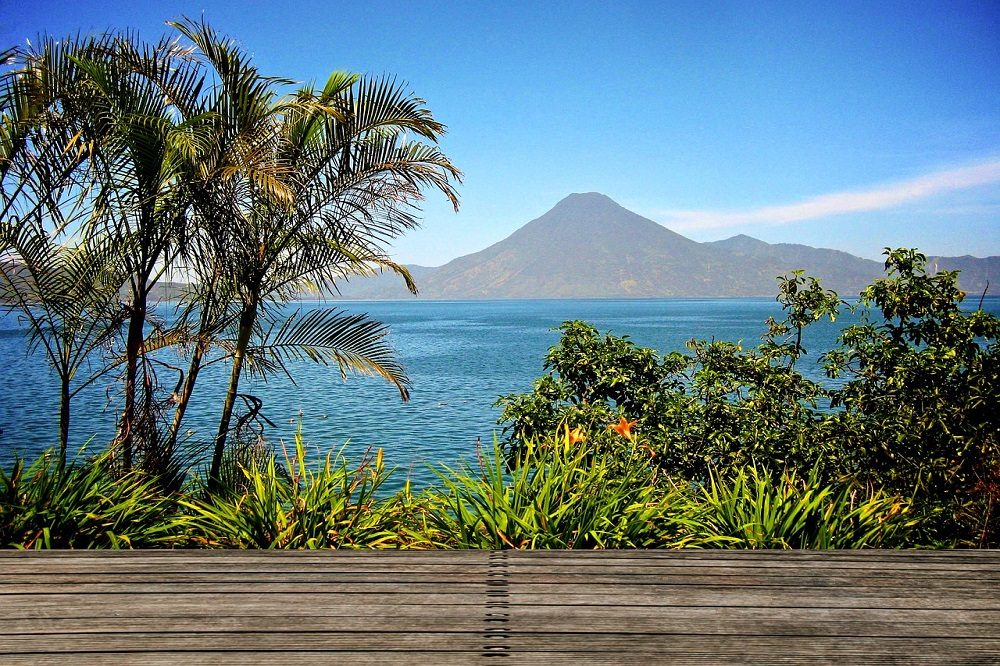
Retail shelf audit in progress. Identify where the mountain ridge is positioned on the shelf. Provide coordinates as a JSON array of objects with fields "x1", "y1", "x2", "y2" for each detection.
[{"x1": 329, "y1": 193, "x2": 999, "y2": 299}]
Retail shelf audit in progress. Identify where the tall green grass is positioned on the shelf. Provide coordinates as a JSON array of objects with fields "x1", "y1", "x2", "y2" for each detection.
[
  {"x1": 0, "y1": 449, "x2": 175, "y2": 549},
  {"x1": 176, "y1": 435, "x2": 404, "y2": 548},
  {"x1": 0, "y1": 430, "x2": 921, "y2": 550},
  {"x1": 426, "y1": 434, "x2": 687, "y2": 549},
  {"x1": 681, "y1": 465, "x2": 915, "y2": 549}
]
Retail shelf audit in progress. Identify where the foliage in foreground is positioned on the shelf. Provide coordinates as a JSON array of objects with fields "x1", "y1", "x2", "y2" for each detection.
[
  {"x1": 684, "y1": 465, "x2": 913, "y2": 549},
  {"x1": 428, "y1": 434, "x2": 676, "y2": 549},
  {"x1": 0, "y1": 429, "x2": 914, "y2": 550},
  {"x1": 0, "y1": 248, "x2": 991, "y2": 549},
  {"x1": 424, "y1": 436, "x2": 912, "y2": 550}
]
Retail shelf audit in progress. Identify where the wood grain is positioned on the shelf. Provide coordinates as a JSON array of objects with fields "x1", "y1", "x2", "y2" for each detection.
[{"x1": 1, "y1": 550, "x2": 997, "y2": 664}]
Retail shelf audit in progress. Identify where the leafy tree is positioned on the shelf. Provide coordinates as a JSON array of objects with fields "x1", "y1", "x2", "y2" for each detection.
[
  {"x1": 824, "y1": 248, "x2": 1000, "y2": 544},
  {"x1": 498, "y1": 271, "x2": 845, "y2": 480},
  {"x1": 672, "y1": 272, "x2": 845, "y2": 479},
  {"x1": 496, "y1": 320, "x2": 684, "y2": 460},
  {"x1": 1, "y1": 37, "x2": 130, "y2": 466},
  {"x1": 499, "y1": 250, "x2": 1000, "y2": 545}
]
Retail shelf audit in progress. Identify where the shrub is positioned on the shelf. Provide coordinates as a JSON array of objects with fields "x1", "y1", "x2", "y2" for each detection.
[
  {"x1": 497, "y1": 272, "x2": 846, "y2": 484},
  {"x1": 498, "y1": 250, "x2": 1000, "y2": 546},
  {"x1": 823, "y1": 248, "x2": 1000, "y2": 545}
]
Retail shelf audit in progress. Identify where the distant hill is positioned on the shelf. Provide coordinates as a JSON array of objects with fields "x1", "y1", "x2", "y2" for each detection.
[
  {"x1": 327, "y1": 192, "x2": 1000, "y2": 299},
  {"x1": 705, "y1": 234, "x2": 885, "y2": 296},
  {"x1": 1, "y1": 255, "x2": 191, "y2": 304},
  {"x1": 148, "y1": 281, "x2": 192, "y2": 303},
  {"x1": 4, "y1": 194, "x2": 992, "y2": 301},
  {"x1": 924, "y1": 255, "x2": 1000, "y2": 300}
]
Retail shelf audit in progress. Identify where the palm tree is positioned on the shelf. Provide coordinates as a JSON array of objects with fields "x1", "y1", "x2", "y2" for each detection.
[
  {"x1": 1, "y1": 36, "x2": 111, "y2": 227},
  {"x1": 2, "y1": 29, "x2": 214, "y2": 470},
  {"x1": 169, "y1": 20, "x2": 461, "y2": 485},
  {"x1": 0, "y1": 223, "x2": 126, "y2": 467},
  {"x1": 3, "y1": 21, "x2": 462, "y2": 485},
  {"x1": 40, "y1": 32, "x2": 210, "y2": 469},
  {"x1": 1, "y1": 34, "x2": 130, "y2": 467}
]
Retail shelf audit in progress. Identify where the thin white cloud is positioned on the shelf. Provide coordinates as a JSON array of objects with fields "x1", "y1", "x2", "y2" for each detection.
[{"x1": 657, "y1": 159, "x2": 1000, "y2": 231}]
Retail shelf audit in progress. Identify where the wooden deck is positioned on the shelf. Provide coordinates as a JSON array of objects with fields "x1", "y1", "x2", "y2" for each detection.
[{"x1": 1, "y1": 550, "x2": 998, "y2": 664}]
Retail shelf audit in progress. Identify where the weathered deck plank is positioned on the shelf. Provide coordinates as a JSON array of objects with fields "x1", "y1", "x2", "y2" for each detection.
[
  {"x1": 5, "y1": 612, "x2": 998, "y2": 638},
  {"x1": 1, "y1": 550, "x2": 998, "y2": 663}
]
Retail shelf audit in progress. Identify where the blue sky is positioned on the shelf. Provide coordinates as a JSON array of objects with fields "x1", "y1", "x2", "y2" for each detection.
[{"x1": 3, "y1": 1, "x2": 998, "y2": 265}]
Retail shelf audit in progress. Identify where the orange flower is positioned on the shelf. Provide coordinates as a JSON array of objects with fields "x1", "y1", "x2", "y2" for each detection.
[
  {"x1": 610, "y1": 416, "x2": 637, "y2": 440},
  {"x1": 568, "y1": 426, "x2": 587, "y2": 445}
]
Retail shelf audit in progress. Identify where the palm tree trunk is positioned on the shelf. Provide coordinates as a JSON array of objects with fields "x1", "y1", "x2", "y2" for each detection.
[
  {"x1": 58, "y1": 376, "x2": 70, "y2": 470},
  {"x1": 166, "y1": 339, "x2": 206, "y2": 452},
  {"x1": 121, "y1": 299, "x2": 146, "y2": 471},
  {"x1": 208, "y1": 302, "x2": 257, "y2": 488},
  {"x1": 168, "y1": 266, "x2": 222, "y2": 452}
]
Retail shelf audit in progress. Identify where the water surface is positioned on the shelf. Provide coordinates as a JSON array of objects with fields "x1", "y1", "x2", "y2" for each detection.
[{"x1": 2, "y1": 297, "x2": 996, "y2": 488}]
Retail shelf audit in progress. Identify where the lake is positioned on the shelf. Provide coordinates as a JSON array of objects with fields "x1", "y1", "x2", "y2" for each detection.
[{"x1": 2, "y1": 297, "x2": 997, "y2": 488}]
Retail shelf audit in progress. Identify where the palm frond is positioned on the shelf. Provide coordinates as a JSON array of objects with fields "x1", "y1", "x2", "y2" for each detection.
[
  {"x1": 244, "y1": 308, "x2": 409, "y2": 400},
  {"x1": 0, "y1": 218, "x2": 127, "y2": 378}
]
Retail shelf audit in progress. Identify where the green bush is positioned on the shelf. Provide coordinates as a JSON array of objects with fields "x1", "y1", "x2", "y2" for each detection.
[
  {"x1": 498, "y1": 249, "x2": 1000, "y2": 546},
  {"x1": 823, "y1": 248, "x2": 1000, "y2": 545},
  {"x1": 497, "y1": 272, "x2": 846, "y2": 484},
  {"x1": 423, "y1": 429, "x2": 911, "y2": 550}
]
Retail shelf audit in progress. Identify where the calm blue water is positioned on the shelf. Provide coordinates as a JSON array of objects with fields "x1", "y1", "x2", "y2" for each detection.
[{"x1": 2, "y1": 297, "x2": 997, "y2": 488}]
